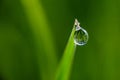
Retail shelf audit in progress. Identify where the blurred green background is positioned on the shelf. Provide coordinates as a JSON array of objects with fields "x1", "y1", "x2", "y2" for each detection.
[{"x1": 0, "y1": 0, "x2": 120, "y2": 80}]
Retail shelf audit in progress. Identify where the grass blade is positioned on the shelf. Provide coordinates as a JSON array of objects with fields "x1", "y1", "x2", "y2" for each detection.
[
  {"x1": 21, "y1": 0, "x2": 57, "y2": 80},
  {"x1": 56, "y1": 20, "x2": 77, "y2": 80}
]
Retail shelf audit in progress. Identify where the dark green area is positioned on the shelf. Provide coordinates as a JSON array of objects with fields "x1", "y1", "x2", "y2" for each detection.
[{"x1": 0, "y1": 0, "x2": 120, "y2": 80}]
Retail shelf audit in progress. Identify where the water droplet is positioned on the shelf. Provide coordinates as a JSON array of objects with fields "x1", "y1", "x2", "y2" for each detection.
[{"x1": 74, "y1": 19, "x2": 89, "y2": 46}]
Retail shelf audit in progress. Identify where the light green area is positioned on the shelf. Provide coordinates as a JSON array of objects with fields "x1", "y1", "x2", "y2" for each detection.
[{"x1": 21, "y1": 0, "x2": 57, "y2": 80}]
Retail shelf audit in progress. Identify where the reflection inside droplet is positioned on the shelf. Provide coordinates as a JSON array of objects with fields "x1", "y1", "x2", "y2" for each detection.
[{"x1": 74, "y1": 27, "x2": 88, "y2": 46}]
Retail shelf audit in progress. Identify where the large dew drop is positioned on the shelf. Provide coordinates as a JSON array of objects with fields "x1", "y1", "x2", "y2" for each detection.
[{"x1": 74, "y1": 19, "x2": 89, "y2": 46}]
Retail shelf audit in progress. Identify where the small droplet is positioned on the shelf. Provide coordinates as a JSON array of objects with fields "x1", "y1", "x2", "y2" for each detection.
[{"x1": 74, "y1": 19, "x2": 89, "y2": 46}]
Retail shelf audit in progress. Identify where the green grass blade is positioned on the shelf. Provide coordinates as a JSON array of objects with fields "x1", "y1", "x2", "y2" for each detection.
[
  {"x1": 21, "y1": 0, "x2": 57, "y2": 80},
  {"x1": 56, "y1": 20, "x2": 77, "y2": 80}
]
